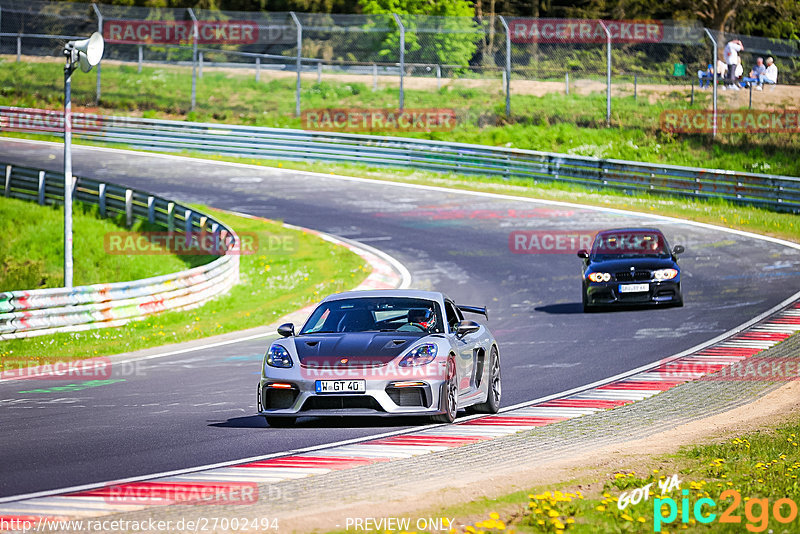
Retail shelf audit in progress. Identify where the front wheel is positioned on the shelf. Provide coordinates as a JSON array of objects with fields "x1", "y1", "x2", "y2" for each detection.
[
  {"x1": 431, "y1": 356, "x2": 458, "y2": 423},
  {"x1": 470, "y1": 347, "x2": 501, "y2": 414}
]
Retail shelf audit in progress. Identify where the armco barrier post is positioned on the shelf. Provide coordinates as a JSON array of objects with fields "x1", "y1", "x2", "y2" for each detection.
[
  {"x1": 703, "y1": 28, "x2": 718, "y2": 138},
  {"x1": 125, "y1": 189, "x2": 133, "y2": 227},
  {"x1": 598, "y1": 20, "x2": 611, "y2": 127},
  {"x1": 255, "y1": 56, "x2": 260, "y2": 82},
  {"x1": 499, "y1": 16, "x2": 512, "y2": 117},
  {"x1": 138, "y1": 45, "x2": 143, "y2": 73},
  {"x1": 147, "y1": 196, "x2": 155, "y2": 223},
  {"x1": 290, "y1": 12, "x2": 302, "y2": 118},
  {"x1": 92, "y1": 3, "x2": 102, "y2": 105},
  {"x1": 4, "y1": 165, "x2": 10, "y2": 196},
  {"x1": 38, "y1": 171, "x2": 45, "y2": 205},
  {"x1": 393, "y1": 13, "x2": 405, "y2": 111},
  {"x1": 188, "y1": 8, "x2": 198, "y2": 112},
  {"x1": 98, "y1": 183, "x2": 106, "y2": 217}
]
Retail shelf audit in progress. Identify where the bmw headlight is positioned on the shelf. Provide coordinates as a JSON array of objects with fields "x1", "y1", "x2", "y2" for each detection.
[
  {"x1": 265, "y1": 344, "x2": 293, "y2": 369},
  {"x1": 587, "y1": 272, "x2": 612, "y2": 282},
  {"x1": 654, "y1": 269, "x2": 678, "y2": 280},
  {"x1": 398, "y1": 343, "x2": 438, "y2": 367}
]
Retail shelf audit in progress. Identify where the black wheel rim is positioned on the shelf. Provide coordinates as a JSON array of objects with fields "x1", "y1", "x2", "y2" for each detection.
[
  {"x1": 446, "y1": 359, "x2": 457, "y2": 419},
  {"x1": 490, "y1": 353, "x2": 501, "y2": 404}
]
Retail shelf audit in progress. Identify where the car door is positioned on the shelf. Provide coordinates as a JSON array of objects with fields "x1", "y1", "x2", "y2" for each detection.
[{"x1": 444, "y1": 299, "x2": 475, "y2": 395}]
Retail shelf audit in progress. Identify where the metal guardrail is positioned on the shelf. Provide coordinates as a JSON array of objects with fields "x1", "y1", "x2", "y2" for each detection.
[
  {"x1": 1, "y1": 106, "x2": 799, "y2": 212},
  {"x1": 0, "y1": 159, "x2": 240, "y2": 340}
]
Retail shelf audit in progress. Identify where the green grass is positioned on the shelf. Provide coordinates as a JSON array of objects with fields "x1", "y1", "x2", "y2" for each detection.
[
  {"x1": 0, "y1": 206, "x2": 369, "y2": 364},
  {"x1": 2, "y1": 58, "x2": 799, "y2": 176},
  {"x1": 0, "y1": 195, "x2": 210, "y2": 291},
  {"x1": 386, "y1": 409, "x2": 800, "y2": 534}
]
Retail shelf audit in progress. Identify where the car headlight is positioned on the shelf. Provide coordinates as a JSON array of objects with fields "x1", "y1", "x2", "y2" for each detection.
[
  {"x1": 265, "y1": 344, "x2": 293, "y2": 369},
  {"x1": 398, "y1": 343, "x2": 438, "y2": 367},
  {"x1": 587, "y1": 272, "x2": 612, "y2": 282},
  {"x1": 654, "y1": 269, "x2": 678, "y2": 280}
]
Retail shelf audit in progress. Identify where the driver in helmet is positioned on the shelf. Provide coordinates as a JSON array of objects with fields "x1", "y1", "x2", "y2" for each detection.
[{"x1": 407, "y1": 308, "x2": 436, "y2": 332}]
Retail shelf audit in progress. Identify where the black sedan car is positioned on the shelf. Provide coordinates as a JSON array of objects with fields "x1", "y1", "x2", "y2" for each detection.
[{"x1": 578, "y1": 228, "x2": 684, "y2": 312}]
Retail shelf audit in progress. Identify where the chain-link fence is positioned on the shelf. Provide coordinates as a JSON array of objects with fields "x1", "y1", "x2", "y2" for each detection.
[{"x1": 1, "y1": 0, "x2": 799, "y2": 135}]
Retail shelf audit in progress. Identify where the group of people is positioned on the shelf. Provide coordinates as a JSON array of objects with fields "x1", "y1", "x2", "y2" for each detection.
[{"x1": 697, "y1": 39, "x2": 778, "y2": 91}]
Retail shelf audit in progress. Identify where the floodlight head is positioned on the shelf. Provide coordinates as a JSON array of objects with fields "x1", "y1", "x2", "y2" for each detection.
[{"x1": 67, "y1": 32, "x2": 104, "y2": 72}]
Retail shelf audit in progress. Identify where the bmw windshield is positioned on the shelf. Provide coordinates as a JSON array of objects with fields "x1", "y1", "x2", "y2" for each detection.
[
  {"x1": 590, "y1": 231, "x2": 671, "y2": 260},
  {"x1": 300, "y1": 297, "x2": 445, "y2": 335}
]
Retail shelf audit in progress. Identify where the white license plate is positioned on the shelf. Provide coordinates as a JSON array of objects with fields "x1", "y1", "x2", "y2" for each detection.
[
  {"x1": 619, "y1": 283, "x2": 649, "y2": 293},
  {"x1": 315, "y1": 380, "x2": 366, "y2": 394}
]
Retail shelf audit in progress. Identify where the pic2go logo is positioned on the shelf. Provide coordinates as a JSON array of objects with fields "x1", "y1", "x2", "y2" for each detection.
[{"x1": 654, "y1": 489, "x2": 799, "y2": 532}]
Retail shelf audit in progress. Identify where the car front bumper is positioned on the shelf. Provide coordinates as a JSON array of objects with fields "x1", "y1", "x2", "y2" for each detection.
[
  {"x1": 585, "y1": 279, "x2": 681, "y2": 306},
  {"x1": 257, "y1": 372, "x2": 448, "y2": 418}
]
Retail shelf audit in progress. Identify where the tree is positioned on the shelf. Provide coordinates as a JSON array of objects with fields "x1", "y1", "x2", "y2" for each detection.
[{"x1": 359, "y1": 0, "x2": 480, "y2": 67}]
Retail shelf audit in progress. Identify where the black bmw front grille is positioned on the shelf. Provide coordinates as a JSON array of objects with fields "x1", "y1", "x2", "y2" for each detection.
[{"x1": 615, "y1": 270, "x2": 651, "y2": 282}]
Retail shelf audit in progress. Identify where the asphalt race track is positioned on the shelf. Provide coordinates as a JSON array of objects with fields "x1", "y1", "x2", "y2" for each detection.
[{"x1": 2, "y1": 139, "x2": 799, "y2": 498}]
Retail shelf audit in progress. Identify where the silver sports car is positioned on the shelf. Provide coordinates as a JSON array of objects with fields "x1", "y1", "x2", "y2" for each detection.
[{"x1": 257, "y1": 290, "x2": 501, "y2": 426}]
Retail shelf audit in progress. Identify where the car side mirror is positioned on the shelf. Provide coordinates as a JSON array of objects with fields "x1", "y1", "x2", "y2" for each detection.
[
  {"x1": 456, "y1": 320, "x2": 480, "y2": 338},
  {"x1": 672, "y1": 245, "x2": 685, "y2": 255},
  {"x1": 577, "y1": 249, "x2": 589, "y2": 259},
  {"x1": 277, "y1": 323, "x2": 295, "y2": 337}
]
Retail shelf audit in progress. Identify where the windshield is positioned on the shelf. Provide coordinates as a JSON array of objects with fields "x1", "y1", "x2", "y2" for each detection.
[
  {"x1": 591, "y1": 231, "x2": 670, "y2": 259},
  {"x1": 299, "y1": 297, "x2": 445, "y2": 335}
]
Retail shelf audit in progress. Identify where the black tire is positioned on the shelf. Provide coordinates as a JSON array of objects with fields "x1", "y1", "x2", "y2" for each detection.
[
  {"x1": 582, "y1": 286, "x2": 592, "y2": 313},
  {"x1": 431, "y1": 356, "x2": 458, "y2": 423},
  {"x1": 264, "y1": 417, "x2": 296, "y2": 427},
  {"x1": 470, "y1": 347, "x2": 501, "y2": 414}
]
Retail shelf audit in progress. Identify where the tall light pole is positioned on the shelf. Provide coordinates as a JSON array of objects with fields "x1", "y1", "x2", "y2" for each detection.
[{"x1": 63, "y1": 32, "x2": 104, "y2": 288}]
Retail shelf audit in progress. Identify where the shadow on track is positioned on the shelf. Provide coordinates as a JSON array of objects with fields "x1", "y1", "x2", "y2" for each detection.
[
  {"x1": 209, "y1": 415, "x2": 432, "y2": 429},
  {"x1": 536, "y1": 302, "x2": 682, "y2": 314},
  {"x1": 534, "y1": 303, "x2": 583, "y2": 314}
]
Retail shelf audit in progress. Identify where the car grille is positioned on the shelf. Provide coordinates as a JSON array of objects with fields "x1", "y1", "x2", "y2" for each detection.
[
  {"x1": 261, "y1": 386, "x2": 298, "y2": 410},
  {"x1": 386, "y1": 387, "x2": 428, "y2": 407},
  {"x1": 301, "y1": 395, "x2": 384, "y2": 411},
  {"x1": 615, "y1": 270, "x2": 651, "y2": 282}
]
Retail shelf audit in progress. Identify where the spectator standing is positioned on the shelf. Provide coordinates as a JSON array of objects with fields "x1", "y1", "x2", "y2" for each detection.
[{"x1": 723, "y1": 39, "x2": 743, "y2": 90}]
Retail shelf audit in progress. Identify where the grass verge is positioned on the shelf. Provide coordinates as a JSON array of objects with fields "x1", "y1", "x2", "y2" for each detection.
[
  {"x1": 1, "y1": 58, "x2": 798, "y2": 176},
  {"x1": 0, "y1": 195, "x2": 211, "y2": 291},
  {"x1": 0, "y1": 206, "x2": 369, "y2": 364},
  {"x1": 398, "y1": 409, "x2": 800, "y2": 533}
]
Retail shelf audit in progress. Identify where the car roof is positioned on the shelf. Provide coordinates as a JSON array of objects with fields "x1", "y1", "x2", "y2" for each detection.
[
  {"x1": 595, "y1": 227, "x2": 665, "y2": 236},
  {"x1": 320, "y1": 289, "x2": 449, "y2": 304}
]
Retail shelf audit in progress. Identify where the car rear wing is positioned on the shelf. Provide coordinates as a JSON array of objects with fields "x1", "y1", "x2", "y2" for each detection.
[{"x1": 457, "y1": 305, "x2": 488, "y2": 320}]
